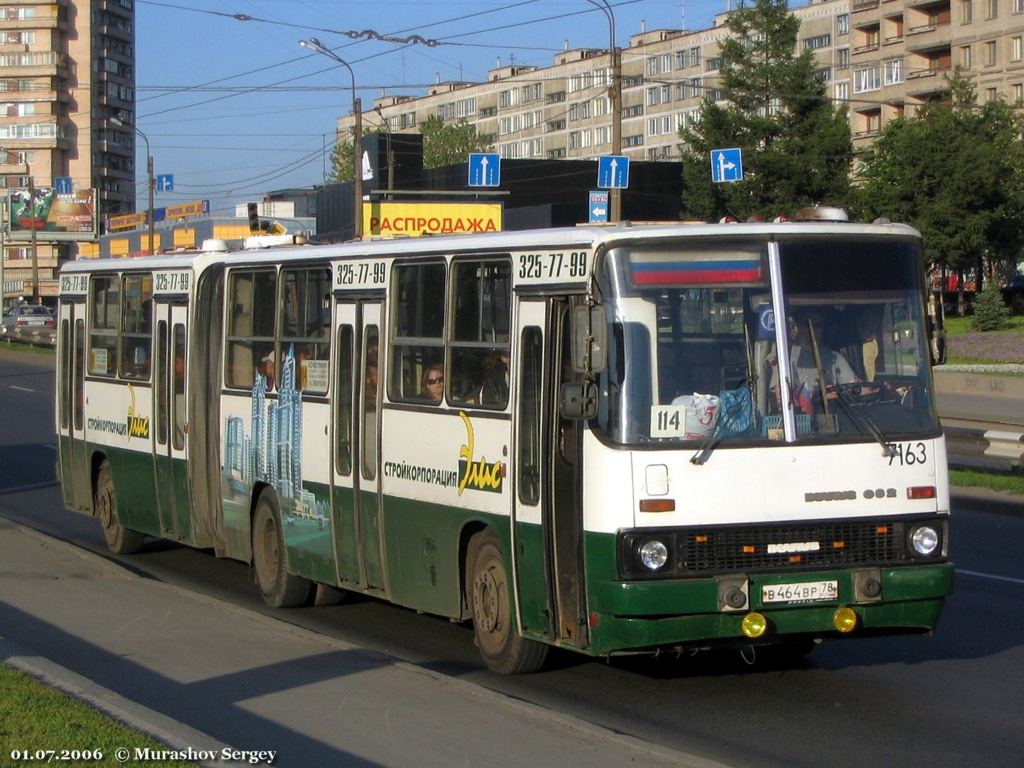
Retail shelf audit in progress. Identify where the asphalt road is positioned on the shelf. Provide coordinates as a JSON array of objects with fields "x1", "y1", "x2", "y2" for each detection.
[{"x1": 2, "y1": 350, "x2": 1023, "y2": 768}]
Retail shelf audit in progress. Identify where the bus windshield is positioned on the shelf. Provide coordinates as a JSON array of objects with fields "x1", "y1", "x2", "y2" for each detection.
[{"x1": 595, "y1": 235, "x2": 939, "y2": 447}]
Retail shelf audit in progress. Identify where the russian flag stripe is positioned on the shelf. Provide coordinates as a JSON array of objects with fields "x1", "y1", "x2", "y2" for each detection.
[{"x1": 631, "y1": 259, "x2": 762, "y2": 285}]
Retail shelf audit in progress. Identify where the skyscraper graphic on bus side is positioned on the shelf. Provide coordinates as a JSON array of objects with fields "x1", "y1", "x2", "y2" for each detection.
[{"x1": 222, "y1": 344, "x2": 328, "y2": 527}]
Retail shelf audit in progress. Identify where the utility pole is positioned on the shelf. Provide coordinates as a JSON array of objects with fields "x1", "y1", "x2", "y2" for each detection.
[
  {"x1": 300, "y1": 38, "x2": 364, "y2": 239},
  {"x1": 588, "y1": 0, "x2": 622, "y2": 222},
  {"x1": 28, "y1": 172, "x2": 39, "y2": 303}
]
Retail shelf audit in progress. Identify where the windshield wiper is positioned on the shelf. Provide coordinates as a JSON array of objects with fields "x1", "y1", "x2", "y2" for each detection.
[{"x1": 829, "y1": 384, "x2": 895, "y2": 457}]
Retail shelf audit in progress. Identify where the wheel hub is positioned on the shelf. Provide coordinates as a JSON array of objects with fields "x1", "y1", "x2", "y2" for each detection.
[{"x1": 473, "y1": 569, "x2": 499, "y2": 633}]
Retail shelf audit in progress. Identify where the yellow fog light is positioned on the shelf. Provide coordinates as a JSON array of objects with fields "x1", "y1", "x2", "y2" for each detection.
[
  {"x1": 741, "y1": 612, "x2": 768, "y2": 639},
  {"x1": 833, "y1": 606, "x2": 858, "y2": 633}
]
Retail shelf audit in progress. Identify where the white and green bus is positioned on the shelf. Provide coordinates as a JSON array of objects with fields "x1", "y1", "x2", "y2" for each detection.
[{"x1": 56, "y1": 219, "x2": 953, "y2": 673}]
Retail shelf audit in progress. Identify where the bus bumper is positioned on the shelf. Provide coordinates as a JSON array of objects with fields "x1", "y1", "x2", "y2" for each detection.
[{"x1": 582, "y1": 562, "x2": 954, "y2": 656}]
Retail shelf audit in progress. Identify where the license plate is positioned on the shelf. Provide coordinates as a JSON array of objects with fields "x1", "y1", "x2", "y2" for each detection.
[{"x1": 762, "y1": 580, "x2": 838, "y2": 604}]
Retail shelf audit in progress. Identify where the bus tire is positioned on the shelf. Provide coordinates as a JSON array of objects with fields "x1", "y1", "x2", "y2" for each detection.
[
  {"x1": 252, "y1": 491, "x2": 312, "y2": 608},
  {"x1": 467, "y1": 530, "x2": 548, "y2": 674},
  {"x1": 94, "y1": 461, "x2": 143, "y2": 555}
]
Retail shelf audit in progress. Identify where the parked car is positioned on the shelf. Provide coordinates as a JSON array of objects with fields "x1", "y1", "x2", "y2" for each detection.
[{"x1": 1, "y1": 304, "x2": 56, "y2": 336}]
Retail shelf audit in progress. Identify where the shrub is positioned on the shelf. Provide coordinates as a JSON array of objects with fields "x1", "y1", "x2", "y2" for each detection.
[{"x1": 971, "y1": 282, "x2": 1011, "y2": 331}]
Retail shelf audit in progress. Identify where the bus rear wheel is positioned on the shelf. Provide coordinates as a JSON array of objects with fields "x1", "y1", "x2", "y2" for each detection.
[
  {"x1": 94, "y1": 461, "x2": 143, "y2": 555},
  {"x1": 467, "y1": 531, "x2": 548, "y2": 675},
  {"x1": 252, "y1": 491, "x2": 312, "y2": 608}
]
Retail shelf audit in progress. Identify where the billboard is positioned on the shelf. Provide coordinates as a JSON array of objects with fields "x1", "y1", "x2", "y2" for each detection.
[
  {"x1": 8, "y1": 187, "x2": 98, "y2": 240},
  {"x1": 362, "y1": 201, "x2": 502, "y2": 238}
]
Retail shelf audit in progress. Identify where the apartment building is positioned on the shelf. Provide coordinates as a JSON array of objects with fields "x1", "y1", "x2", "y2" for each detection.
[
  {"x1": 848, "y1": 0, "x2": 1024, "y2": 139},
  {"x1": 0, "y1": 0, "x2": 135, "y2": 308},
  {"x1": 354, "y1": 0, "x2": 1024, "y2": 173}
]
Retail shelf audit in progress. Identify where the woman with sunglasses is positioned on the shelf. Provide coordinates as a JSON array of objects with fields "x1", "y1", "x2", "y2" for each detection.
[{"x1": 421, "y1": 363, "x2": 444, "y2": 403}]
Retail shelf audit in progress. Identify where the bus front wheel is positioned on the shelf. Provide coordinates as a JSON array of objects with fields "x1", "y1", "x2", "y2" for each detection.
[
  {"x1": 94, "y1": 461, "x2": 143, "y2": 555},
  {"x1": 252, "y1": 491, "x2": 312, "y2": 608},
  {"x1": 467, "y1": 530, "x2": 548, "y2": 674}
]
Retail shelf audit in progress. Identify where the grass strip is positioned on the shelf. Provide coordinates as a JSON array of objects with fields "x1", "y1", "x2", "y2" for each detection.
[
  {"x1": 949, "y1": 468, "x2": 1024, "y2": 496},
  {"x1": 0, "y1": 663, "x2": 195, "y2": 767}
]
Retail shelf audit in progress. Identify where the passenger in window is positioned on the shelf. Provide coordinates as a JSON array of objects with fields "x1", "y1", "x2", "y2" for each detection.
[
  {"x1": 478, "y1": 350, "x2": 510, "y2": 405},
  {"x1": 420, "y1": 363, "x2": 444, "y2": 403},
  {"x1": 365, "y1": 343, "x2": 378, "y2": 407},
  {"x1": 769, "y1": 310, "x2": 858, "y2": 414}
]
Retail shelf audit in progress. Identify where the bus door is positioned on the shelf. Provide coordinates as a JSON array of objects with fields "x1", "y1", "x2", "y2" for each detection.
[
  {"x1": 152, "y1": 301, "x2": 191, "y2": 541},
  {"x1": 57, "y1": 300, "x2": 90, "y2": 512},
  {"x1": 512, "y1": 299, "x2": 587, "y2": 648},
  {"x1": 330, "y1": 300, "x2": 385, "y2": 592}
]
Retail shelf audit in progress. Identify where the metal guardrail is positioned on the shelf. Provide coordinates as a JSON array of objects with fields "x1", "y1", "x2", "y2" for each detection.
[
  {"x1": 0, "y1": 326, "x2": 56, "y2": 348},
  {"x1": 944, "y1": 426, "x2": 1024, "y2": 472}
]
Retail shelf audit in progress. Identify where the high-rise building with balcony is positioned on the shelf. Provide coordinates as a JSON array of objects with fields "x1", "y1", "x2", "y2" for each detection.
[
  {"x1": 0, "y1": 0, "x2": 135, "y2": 308},
  {"x1": 352, "y1": 1, "x2": 1024, "y2": 176}
]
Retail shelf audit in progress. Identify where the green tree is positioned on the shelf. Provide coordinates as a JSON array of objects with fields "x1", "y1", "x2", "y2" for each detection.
[
  {"x1": 971, "y1": 282, "x2": 1012, "y2": 330},
  {"x1": 855, "y1": 71, "x2": 1024, "y2": 291},
  {"x1": 679, "y1": 0, "x2": 852, "y2": 220},
  {"x1": 419, "y1": 115, "x2": 492, "y2": 169}
]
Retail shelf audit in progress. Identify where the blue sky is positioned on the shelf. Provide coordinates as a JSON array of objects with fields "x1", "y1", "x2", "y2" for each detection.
[{"x1": 135, "y1": 0, "x2": 732, "y2": 216}]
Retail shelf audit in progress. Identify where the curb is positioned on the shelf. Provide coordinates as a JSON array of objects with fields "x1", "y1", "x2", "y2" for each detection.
[{"x1": 1, "y1": 639, "x2": 234, "y2": 768}]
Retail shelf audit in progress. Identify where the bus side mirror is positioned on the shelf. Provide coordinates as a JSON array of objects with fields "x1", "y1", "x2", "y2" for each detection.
[
  {"x1": 572, "y1": 305, "x2": 607, "y2": 374},
  {"x1": 560, "y1": 381, "x2": 597, "y2": 420}
]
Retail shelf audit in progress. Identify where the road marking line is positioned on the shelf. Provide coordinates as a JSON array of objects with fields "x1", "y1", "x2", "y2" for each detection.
[
  {"x1": 958, "y1": 568, "x2": 1024, "y2": 586},
  {"x1": 9, "y1": 385, "x2": 34, "y2": 392}
]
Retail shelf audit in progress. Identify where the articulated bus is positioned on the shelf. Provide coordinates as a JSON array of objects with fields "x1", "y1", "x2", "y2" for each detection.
[{"x1": 55, "y1": 220, "x2": 953, "y2": 673}]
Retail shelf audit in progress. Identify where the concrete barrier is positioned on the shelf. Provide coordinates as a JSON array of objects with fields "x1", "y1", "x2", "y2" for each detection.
[
  {"x1": 0, "y1": 326, "x2": 56, "y2": 348},
  {"x1": 935, "y1": 368, "x2": 1024, "y2": 471}
]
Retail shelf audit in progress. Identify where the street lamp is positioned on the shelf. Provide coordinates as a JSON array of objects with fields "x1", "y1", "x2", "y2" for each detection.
[
  {"x1": 299, "y1": 37, "x2": 364, "y2": 239},
  {"x1": 587, "y1": 0, "x2": 622, "y2": 222},
  {"x1": 111, "y1": 117, "x2": 155, "y2": 255}
]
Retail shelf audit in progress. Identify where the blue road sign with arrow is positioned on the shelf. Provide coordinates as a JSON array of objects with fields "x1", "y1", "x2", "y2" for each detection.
[
  {"x1": 54, "y1": 176, "x2": 73, "y2": 195},
  {"x1": 157, "y1": 174, "x2": 174, "y2": 192},
  {"x1": 711, "y1": 148, "x2": 743, "y2": 183},
  {"x1": 597, "y1": 155, "x2": 629, "y2": 189},
  {"x1": 468, "y1": 153, "x2": 500, "y2": 187},
  {"x1": 588, "y1": 190, "x2": 609, "y2": 223}
]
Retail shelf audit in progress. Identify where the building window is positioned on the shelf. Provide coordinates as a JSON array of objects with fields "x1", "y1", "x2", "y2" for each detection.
[
  {"x1": 1013, "y1": 83, "x2": 1023, "y2": 101},
  {"x1": 960, "y1": 45, "x2": 972, "y2": 68},
  {"x1": 985, "y1": 40, "x2": 997, "y2": 66},
  {"x1": 854, "y1": 66, "x2": 882, "y2": 93},
  {"x1": 1014, "y1": 37, "x2": 1023, "y2": 61},
  {"x1": 884, "y1": 58, "x2": 904, "y2": 85},
  {"x1": 835, "y1": 81, "x2": 850, "y2": 103},
  {"x1": 986, "y1": 87, "x2": 998, "y2": 101},
  {"x1": 838, "y1": 14, "x2": 849, "y2": 35},
  {"x1": 836, "y1": 48, "x2": 850, "y2": 69},
  {"x1": 804, "y1": 33, "x2": 832, "y2": 50},
  {"x1": 1016, "y1": 0, "x2": 1024, "y2": 13},
  {"x1": 988, "y1": 0, "x2": 999, "y2": 18}
]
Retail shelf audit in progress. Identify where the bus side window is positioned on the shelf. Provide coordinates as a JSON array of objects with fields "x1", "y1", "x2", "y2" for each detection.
[
  {"x1": 225, "y1": 269, "x2": 277, "y2": 389},
  {"x1": 335, "y1": 325, "x2": 354, "y2": 475},
  {"x1": 119, "y1": 275, "x2": 153, "y2": 380},
  {"x1": 449, "y1": 258, "x2": 511, "y2": 408}
]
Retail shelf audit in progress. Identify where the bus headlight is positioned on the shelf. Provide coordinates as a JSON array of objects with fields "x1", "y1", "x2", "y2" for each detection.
[
  {"x1": 639, "y1": 539, "x2": 669, "y2": 571},
  {"x1": 909, "y1": 524, "x2": 940, "y2": 557}
]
